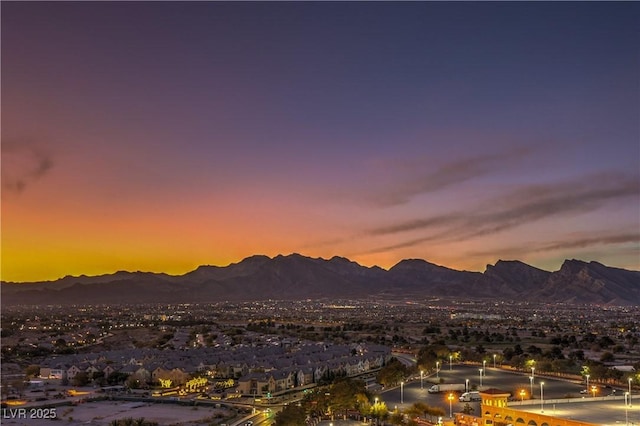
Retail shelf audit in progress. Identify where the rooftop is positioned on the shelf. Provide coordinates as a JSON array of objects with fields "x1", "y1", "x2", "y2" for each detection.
[{"x1": 508, "y1": 396, "x2": 638, "y2": 426}]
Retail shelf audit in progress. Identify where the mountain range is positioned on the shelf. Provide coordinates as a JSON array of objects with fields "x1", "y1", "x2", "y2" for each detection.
[{"x1": 2, "y1": 254, "x2": 639, "y2": 306}]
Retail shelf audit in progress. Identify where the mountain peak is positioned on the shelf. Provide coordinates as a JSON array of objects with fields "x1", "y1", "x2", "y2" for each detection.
[
  {"x1": 2, "y1": 255, "x2": 638, "y2": 306},
  {"x1": 391, "y1": 258, "x2": 446, "y2": 270}
]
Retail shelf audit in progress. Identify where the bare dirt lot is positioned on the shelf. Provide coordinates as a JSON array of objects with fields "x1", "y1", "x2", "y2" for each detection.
[{"x1": 1, "y1": 401, "x2": 235, "y2": 426}]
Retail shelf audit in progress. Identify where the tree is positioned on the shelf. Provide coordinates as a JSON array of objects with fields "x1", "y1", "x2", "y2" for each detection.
[
  {"x1": 423, "y1": 405, "x2": 446, "y2": 423},
  {"x1": 600, "y1": 352, "x2": 615, "y2": 363},
  {"x1": 72, "y1": 372, "x2": 90, "y2": 387},
  {"x1": 377, "y1": 358, "x2": 409, "y2": 387},
  {"x1": 406, "y1": 402, "x2": 429, "y2": 420},
  {"x1": 356, "y1": 393, "x2": 371, "y2": 419},
  {"x1": 598, "y1": 335, "x2": 615, "y2": 349},
  {"x1": 370, "y1": 400, "x2": 389, "y2": 422},
  {"x1": 569, "y1": 350, "x2": 585, "y2": 361},
  {"x1": 25, "y1": 365, "x2": 40, "y2": 378},
  {"x1": 274, "y1": 404, "x2": 306, "y2": 426},
  {"x1": 126, "y1": 375, "x2": 141, "y2": 389},
  {"x1": 388, "y1": 410, "x2": 405, "y2": 425},
  {"x1": 107, "y1": 372, "x2": 130, "y2": 385},
  {"x1": 328, "y1": 378, "x2": 366, "y2": 417}
]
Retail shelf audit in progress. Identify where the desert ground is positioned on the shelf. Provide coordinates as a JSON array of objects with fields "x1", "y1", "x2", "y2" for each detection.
[{"x1": 1, "y1": 400, "x2": 238, "y2": 426}]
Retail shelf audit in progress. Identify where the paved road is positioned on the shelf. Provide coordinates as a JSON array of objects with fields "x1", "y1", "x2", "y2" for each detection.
[{"x1": 232, "y1": 407, "x2": 277, "y2": 426}]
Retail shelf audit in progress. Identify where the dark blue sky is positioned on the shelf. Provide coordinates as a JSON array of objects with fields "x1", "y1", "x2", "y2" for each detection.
[{"x1": 2, "y1": 1, "x2": 639, "y2": 281}]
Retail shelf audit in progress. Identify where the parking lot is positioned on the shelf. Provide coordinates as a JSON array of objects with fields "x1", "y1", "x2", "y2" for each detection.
[{"x1": 379, "y1": 363, "x2": 606, "y2": 414}]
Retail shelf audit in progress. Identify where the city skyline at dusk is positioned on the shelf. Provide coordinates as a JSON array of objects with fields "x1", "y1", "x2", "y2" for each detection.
[{"x1": 2, "y1": 2, "x2": 639, "y2": 282}]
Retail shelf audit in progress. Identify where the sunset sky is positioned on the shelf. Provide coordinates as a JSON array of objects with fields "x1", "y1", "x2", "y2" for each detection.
[{"x1": 2, "y1": 2, "x2": 639, "y2": 282}]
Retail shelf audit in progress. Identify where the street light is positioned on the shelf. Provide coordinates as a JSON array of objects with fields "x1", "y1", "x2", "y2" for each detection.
[
  {"x1": 629, "y1": 378, "x2": 632, "y2": 407},
  {"x1": 374, "y1": 395, "x2": 378, "y2": 421},
  {"x1": 448, "y1": 393, "x2": 454, "y2": 418},
  {"x1": 493, "y1": 354, "x2": 497, "y2": 369},
  {"x1": 483, "y1": 360, "x2": 487, "y2": 374},
  {"x1": 373, "y1": 397, "x2": 378, "y2": 423},
  {"x1": 401, "y1": 381, "x2": 404, "y2": 404},
  {"x1": 465, "y1": 378, "x2": 469, "y2": 393},
  {"x1": 540, "y1": 382, "x2": 545, "y2": 413},
  {"x1": 450, "y1": 355, "x2": 453, "y2": 371},
  {"x1": 436, "y1": 362, "x2": 440, "y2": 380},
  {"x1": 531, "y1": 367, "x2": 535, "y2": 381},
  {"x1": 520, "y1": 389, "x2": 526, "y2": 402},
  {"x1": 591, "y1": 385, "x2": 597, "y2": 398},
  {"x1": 420, "y1": 370, "x2": 424, "y2": 389},
  {"x1": 479, "y1": 369, "x2": 483, "y2": 388},
  {"x1": 586, "y1": 374, "x2": 590, "y2": 394},
  {"x1": 529, "y1": 376, "x2": 534, "y2": 398}
]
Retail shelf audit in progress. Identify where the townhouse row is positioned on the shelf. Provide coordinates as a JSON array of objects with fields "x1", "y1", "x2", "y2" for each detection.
[{"x1": 38, "y1": 342, "x2": 392, "y2": 396}]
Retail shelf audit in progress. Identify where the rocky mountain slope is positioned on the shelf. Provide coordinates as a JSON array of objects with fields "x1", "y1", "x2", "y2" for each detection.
[{"x1": 2, "y1": 254, "x2": 638, "y2": 306}]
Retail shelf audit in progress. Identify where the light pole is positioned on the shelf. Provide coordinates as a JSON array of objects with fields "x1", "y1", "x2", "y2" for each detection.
[
  {"x1": 625, "y1": 392, "x2": 630, "y2": 426},
  {"x1": 586, "y1": 374, "x2": 590, "y2": 394},
  {"x1": 374, "y1": 396, "x2": 378, "y2": 422},
  {"x1": 479, "y1": 369, "x2": 483, "y2": 388},
  {"x1": 483, "y1": 360, "x2": 487, "y2": 374},
  {"x1": 436, "y1": 362, "x2": 440, "y2": 380},
  {"x1": 629, "y1": 378, "x2": 632, "y2": 407},
  {"x1": 401, "y1": 381, "x2": 404, "y2": 404},
  {"x1": 520, "y1": 389, "x2": 526, "y2": 402},
  {"x1": 449, "y1": 355, "x2": 453, "y2": 371},
  {"x1": 448, "y1": 393, "x2": 454, "y2": 418},
  {"x1": 465, "y1": 379, "x2": 469, "y2": 393},
  {"x1": 374, "y1": 397, "x2": 378, "y2": 423},
  {"x1": 531, "y1": 367, "x2": 535, "y2": 381},
  {"x1": 420, "y1": 370, "x2": 424, "y2": 389},
  {"x1": 591, "y1": 385, "x2": 597, "y2": 398},
  {"x1": 540, "y1": 382, "x2": 545, "y2": 413},
  {"x1": 493, "y1": 354, "x2": 497, "y2": 369},
  {"x1": 529, "y1": 376, "x2": 534, "y2": 398}
]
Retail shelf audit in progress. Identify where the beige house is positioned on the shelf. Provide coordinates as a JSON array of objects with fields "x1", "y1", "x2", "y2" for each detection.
[
  {"x1": 236, "y1": 373, "x2": 276, "y2": 396},
  {"x1": 152, "y1": 367, "x2": 189, "y2": 386}
]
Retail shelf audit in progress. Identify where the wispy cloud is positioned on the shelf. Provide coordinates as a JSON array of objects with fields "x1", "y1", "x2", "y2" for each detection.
[
  {"x1": 458, "y1": 173, "x2": 639, "y2": 240},
  {"x1": 467, "y1": 231, "x2": 640, "y2": 260},
  {"x1": 369, "y1": 146, "x2": 533, "y2": 207},
  {"x1": 368, "y1": 215, "x2": 464, "y2": 236},
  {"x1": 364, "y1": 172, "x2": 640, "y2": 253},
  {"x1": 2, "y1": 140, "x2": 54, "y2": 194},
  {"x1": 536, "y1": 233, "x2": 640, "y2": 252}
]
